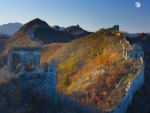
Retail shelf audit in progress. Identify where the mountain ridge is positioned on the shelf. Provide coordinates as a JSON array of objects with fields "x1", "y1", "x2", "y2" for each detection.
[{"x1": 11, "y1": 18, "x2": 91, "y2": 45}]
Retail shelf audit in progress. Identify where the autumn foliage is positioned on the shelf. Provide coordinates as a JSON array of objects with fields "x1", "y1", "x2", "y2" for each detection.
[{"x1": 41, "y1": 29, "x2": 141, "y2": 110}]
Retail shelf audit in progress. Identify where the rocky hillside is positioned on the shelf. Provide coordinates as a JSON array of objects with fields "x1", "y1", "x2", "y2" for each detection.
[
  {"x1": 41, "y1": 29, "x2": 142, "y2": 111},
  {"x1": 0, "y1": 35, "x2": 9, "y2": 52},
  {"x1": 0, "y1": 35, "x2": 9, "y2": 68},
  {"x1": 41, "y1": 43, "x2": 63, "y2": 65}
]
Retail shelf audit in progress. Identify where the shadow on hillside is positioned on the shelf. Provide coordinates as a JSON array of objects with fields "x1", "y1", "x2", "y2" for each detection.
[
  {"x1": 0, "y1": 73, "x2": 101, "y2": 113},
  {"x1": 57, "y1": 93, "x2": 102, "y2": 113},
  {"x1": 0, "y1": 70, "x2": 56, "y2": 113}
]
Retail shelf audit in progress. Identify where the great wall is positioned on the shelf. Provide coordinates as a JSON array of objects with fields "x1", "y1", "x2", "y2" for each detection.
[
  {"x1": 111, "y1": 35, "x2": 144, "y2": 113},
  {"x1": 7, "y1": 47, "x2": 57, "y2": 113},
  {"x1": 6, "y1": 32, "x2": 144, "y2": 113}
]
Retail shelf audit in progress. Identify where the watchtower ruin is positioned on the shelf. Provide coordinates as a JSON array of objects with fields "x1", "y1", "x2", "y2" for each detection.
[
  {"x1": 7, "y1": 48, "x2": 41, "y2": 73},
  {"x1": 7, "y1": 47, "x2": 57, "y2": 112},
  {"x1": 124, "y1": 44, "x2": 142, "y2": 61}
]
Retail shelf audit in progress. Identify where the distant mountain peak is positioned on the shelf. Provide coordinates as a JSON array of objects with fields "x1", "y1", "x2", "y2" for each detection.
[
  {"x1": 25, "y1": 18, "x2": 49, "y2": 28},
  {"x1": 15, "y1": 18, "x2": 50, "y2": 35},
  {"x1": 28, "y1": 18, "x2": 49, "y2": 26},
  {"x1": 65, "y1": 24, "x2": 90, "y2": 36},
  {"x1": 0, "y1": 22, "x2": 22, "y2": 35},
  {"x1": 33, "y1": 18, "x2": 42, "y2": 21},
  {"x1": 9, "y1": 18, "x2": 91, "y2": 45}
]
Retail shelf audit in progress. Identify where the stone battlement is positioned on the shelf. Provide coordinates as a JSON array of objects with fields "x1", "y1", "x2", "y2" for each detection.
[
  {"x1": 7, "y1": 48, "x2": 57, "y2": 112},
  {"x1": 7, "y1": 49, "x2": 41, "y2": 72}
]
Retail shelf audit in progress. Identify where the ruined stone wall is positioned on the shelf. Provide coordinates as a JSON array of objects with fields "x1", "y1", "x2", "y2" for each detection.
[
  {"x1": 8, "y1": 50, "x2": 41, "y2": 72},
  {"x1": 112, "y1": 57, "x2": 144, "y2": 113},
  {"x1": 46, "y1": 62, "x2": 57, "y2": 112},
  {"x1": 7, "y1": 49, "x2": 58, "y2": 112}
]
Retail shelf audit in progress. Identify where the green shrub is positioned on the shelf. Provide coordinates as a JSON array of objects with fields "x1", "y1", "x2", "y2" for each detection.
[{"x1": 63, "y1": 75, "x2": 70, "y2": 86}]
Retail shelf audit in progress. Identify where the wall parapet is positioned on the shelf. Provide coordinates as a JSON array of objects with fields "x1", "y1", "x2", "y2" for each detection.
[{"x1": 112, "y1": 57, "x2": 144, "y2": 113}]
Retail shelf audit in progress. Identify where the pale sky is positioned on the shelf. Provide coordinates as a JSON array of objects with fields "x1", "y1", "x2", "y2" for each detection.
[{"x1": 0, "y1": 0, "x2": 150, "y2": 33}]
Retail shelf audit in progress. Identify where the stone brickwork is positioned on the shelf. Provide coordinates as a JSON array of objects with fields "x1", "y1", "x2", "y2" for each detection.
[
  {"x1": 7, "y1": 49, "x2": 41, "y2": 72},
  {"x1": 46, "y1": 62, "x2": 57, "y2": 112},
  {"x1": 125, "y1": 44, "x2": 142, "y2": 60},
  {"x1": 112, "y1": 36, "x2": 144, "y2": 113},
  {"x1": 7, "y1": 48, "x2": 57, "y2": 112},
  {"x1": 113, "y1": 58, "x2": 144, "y2": 113},
  {"x1": 112, "y1": 25, "x2": 119, "y2": 31}
]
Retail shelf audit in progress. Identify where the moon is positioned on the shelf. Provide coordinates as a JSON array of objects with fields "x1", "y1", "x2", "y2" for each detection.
[{"x1": 135, "y1": 2, "x2": 141, "y2": 8}]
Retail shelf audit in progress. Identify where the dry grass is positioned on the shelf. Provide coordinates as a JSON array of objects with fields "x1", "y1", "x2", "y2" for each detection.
[
  {"x1": 40, "y1": 29, "x2": 139, "y2": 110},
  {"x1": 5, "y1": 35, "x2": 41, "y2": 53},
  {"x1": 41, "y1": 43, "x2": 63, "y2": 65}
]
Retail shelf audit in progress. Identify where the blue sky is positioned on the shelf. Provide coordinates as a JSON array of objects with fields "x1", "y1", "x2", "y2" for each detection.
[{"x1": 0, "y1": 0, "x2": 150, "y2": 33}]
